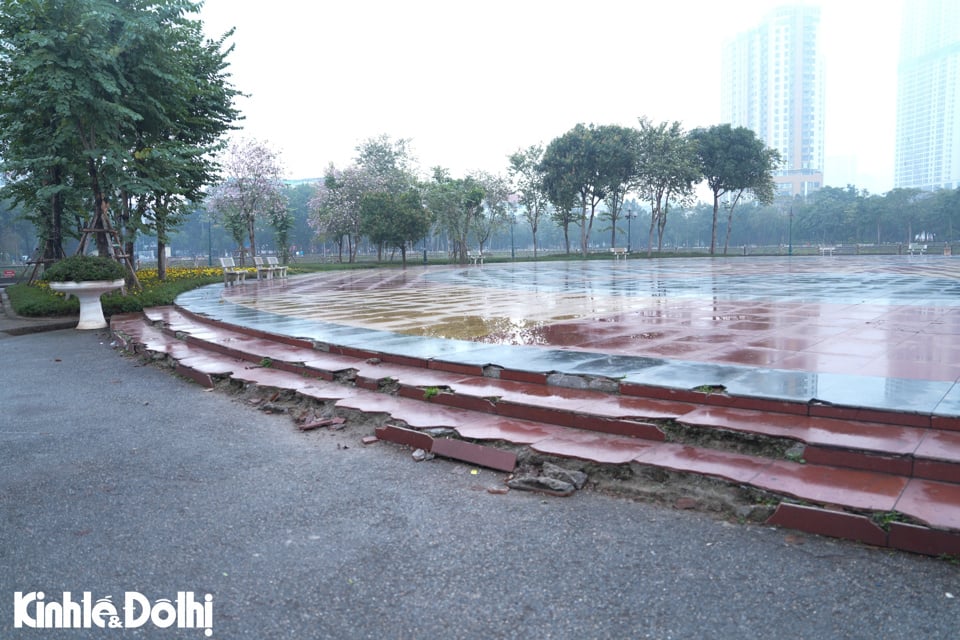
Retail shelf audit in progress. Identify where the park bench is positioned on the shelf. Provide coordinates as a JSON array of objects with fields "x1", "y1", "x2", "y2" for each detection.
[
  {"x1": 611, "y1": 247, "x2": 628, "y2": 260},
  {"x1": 267, "y1": 256, "x2": 288, "y2": 278},
  {"x1": 818, "y1": 245, "x2": 836, "y2": 256},
  {"x1": 252, "y1": 256, "x2": 278, "y2": 280},
  {"x1": 469, "y1": 252, "x2": 485, "y2": 265},
  {"x1": 908, "y1": 243, "x2": 927, "y2": 255},
  {"x1": 219, "y1": 257, "x2": 247, "y2": 286}
]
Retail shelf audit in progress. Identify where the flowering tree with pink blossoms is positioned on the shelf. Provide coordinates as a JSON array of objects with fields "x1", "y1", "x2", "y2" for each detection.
[
  {"x1": 207, "y1": 138, "x2": 288, "y2": 264},
  {"x1": 309, "y1": 163, "x2": 382, "y2": 263}
]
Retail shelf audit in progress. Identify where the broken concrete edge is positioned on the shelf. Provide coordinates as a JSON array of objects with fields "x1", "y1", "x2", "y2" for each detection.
[
  {"x1": 374, "y1": 424, "x2": 517, "y2": 473},
  {"x1": 114, "y1": 325, "x2": 960, "y2": 559}
]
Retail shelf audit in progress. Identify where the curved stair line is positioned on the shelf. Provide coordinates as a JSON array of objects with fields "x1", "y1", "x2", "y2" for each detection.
[{"x1": 110, "y1": 306, "x2": 960, "y2": 557}]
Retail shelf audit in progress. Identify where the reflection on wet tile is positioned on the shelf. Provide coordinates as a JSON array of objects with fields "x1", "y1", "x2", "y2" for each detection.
[
  {"x1": 623, "y1": 362, "x2": 751, "y2": 390},
  {"x1": 724, "y1": 369, "x2": 820, "y2": 402},
  {"x1": 813, "y1": 373, "x2": 952, "y2": 414},
  {"x1": 175, "y1": 256, "x2": 960, "y2": 417},
  {"x1": 934, "y1": 384, "x2": 960, "y2": 417}
]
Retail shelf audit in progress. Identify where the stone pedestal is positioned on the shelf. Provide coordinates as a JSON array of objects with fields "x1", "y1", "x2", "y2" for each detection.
[{"x1": 49, "y1": 279, "x2": 125, "y2": 329}]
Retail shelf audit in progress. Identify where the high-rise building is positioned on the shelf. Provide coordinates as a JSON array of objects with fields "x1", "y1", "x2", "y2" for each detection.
[
  {"x1": 894, "y1": 0, "x2": 960, "y2": 191},
  {"x1": 721, "y1": 4, "x2": 825, "y2": 198}
]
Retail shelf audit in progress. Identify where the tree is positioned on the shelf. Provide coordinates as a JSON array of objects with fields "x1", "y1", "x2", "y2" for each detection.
[
  {"x1": 883, "y1": 187, "x2": 925, "y2": 243},
  {"x1": 690, "y1": 124, "x2": 780, "y2": 254},
  {"x1": 355, "y1": 134, "x2": 417, "y2": 195},
  {"x1": 309, "y1": 163, "x2": 380, "y2": 263},
  {"x1": 424, "y1": 168, "x2": 484, "y2": 264},
  {"x1": 207, "y1": 139, "x2": 288, "y2": 264},
  {"x1": 540, "y1": 124, "x2": 639, "y2": 256},
  {"x1": 0, "y1": 0, "x2": 239, "y2": 275},
  {"x1": 599, "y1": 126, "x2": 641, "y2": 250},
  {"x1": 508, "y1": 145, "x2": 550, "y2": 258},
  {"x1": 470, "y1": 171, "x2": 511, "y2": 254},
  {"x1": 635, "y1": 119, "x2": 700, "y2": 255},
  {"x1": 360, "y1": 190, "x2": 431, "y2": 266}
]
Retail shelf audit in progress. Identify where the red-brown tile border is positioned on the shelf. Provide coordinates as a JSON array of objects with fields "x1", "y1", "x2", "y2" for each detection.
[
  {"x1": 809, "y1": 404, "x2": 931, "y2": 428},
  {"x1": 380, "y1": 353, "x2": 431, "y2": 369},
  {"x1": 174, "y1": 363, "x2": 214, "y2": 389},
  {"x1": 374, "y1": 424, "x2": 434, "y2": 451},
  {"x1": 430, "y1": 438, "x2": 517, "y2": 472},
  {"x1": 766, "y1": 503, "x2": 888, "y2": 547},
  {"x1": 932, "y1": 415, "x2": 960, "y2": 432},
  {"x1": 888, "y1": 522, "x2": 960, "y2": 556},
  {"x1": 913, "y1": 459, "x2": 960, "y2": 484},
  {"x1": 429, "y1": 360, "x2": 485, "y2": 376},
  {"x1": 803, "y1": 446, "x2": 914, "y2": 476},
  {"x1": 499, "y1": 369, "x2": 549, "y2": 384}
]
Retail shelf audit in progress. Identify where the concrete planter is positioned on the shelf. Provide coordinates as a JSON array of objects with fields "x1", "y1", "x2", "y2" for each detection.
[{"x1": 49, "y1": 279, "x2": 125, "y2": 330}]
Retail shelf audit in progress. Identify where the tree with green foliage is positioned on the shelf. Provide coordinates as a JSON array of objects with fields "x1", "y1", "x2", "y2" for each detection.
[
  {"x1": 508, "y1": 145, "x2": 550, "y2": 258},
  {"x1": 424, "y1": 168, "x2": 484, "y2": 264},
  {"x1": 690, "y1": 124, "x2": 780, "y2": 254},
  {"x1": 540, "y1": 124, "x2": 639, "y2": 256},
  {"x1": 470, "y1": 171, "x2": 511, "y2": 254},
  {"x1": 360, "y1": 190, "x2": 431, "y2": 266},
  {"x1": 635, "y1": 119, "x2": 700, "y2": 255},
  {"x1": 309, "y1": 163, "x2": 380, "y2": 263},
  {"x1": 0, "y1": 0, "x2": 239, "y2": 276},
  {"x1": 0, "y1": 0, "x2": 237, "y2": 278},
  {"x1": 355, "y1": 134, "x2": 417, "y2": 195},
  {"x1": 598, "y1": 126, "x2": 641, "y2": 250}
]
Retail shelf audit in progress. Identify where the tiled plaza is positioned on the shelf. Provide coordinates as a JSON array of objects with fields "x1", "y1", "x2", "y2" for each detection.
[{"x1": 178, "y1": 255, "x2": 960, "y2": 418}]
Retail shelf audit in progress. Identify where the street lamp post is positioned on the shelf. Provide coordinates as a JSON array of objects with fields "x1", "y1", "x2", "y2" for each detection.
[
  {"x1": 788, "y1": 206, "x2": 793, "y2": 256},
  {"x1": 625, "y1": 211, "x2": 636, "y2": 253}
]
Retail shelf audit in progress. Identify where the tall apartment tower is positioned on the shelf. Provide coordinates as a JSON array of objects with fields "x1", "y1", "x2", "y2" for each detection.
[
  {"x1": 894, "y1": 0, "x2": 960, "y2": 191},
  {"x1": 721, "y1": 5, "x2": 825, "y2": 198}
]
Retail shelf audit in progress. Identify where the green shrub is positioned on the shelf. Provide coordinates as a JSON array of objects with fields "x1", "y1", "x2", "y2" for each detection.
[
  {"x1": 42, "y1": 255, "x2": 126, "y2": 282},
  {"x1": 8, "y1": 270, "x2": 223, "y2": 318}
]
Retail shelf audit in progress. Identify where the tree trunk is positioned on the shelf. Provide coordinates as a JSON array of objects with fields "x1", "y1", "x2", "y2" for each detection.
[
  {"x1": 44, "y1": 166, "x2": 65, "y2": 261},
  {"x1": 246, "y1": 217, "x2": 256, "y2": 265},
  {"x1": 580, "y1": 200, "x2": 589, "y2": 256},
  {"x1": 157, "y1": 239, "x2": 167, "y2": 281},
  {"x1": 710, "y1": 195, "x2": 720, "y2": 255},
  {"x1": 647, "y1": 210, "x2": 657, "y2": 258},
  {"x1": 86, "y1": 158, "x2": 111, "y2": 257},
  {"x1": 658, "y1": 204, "x2": 669, "y2": 252}
]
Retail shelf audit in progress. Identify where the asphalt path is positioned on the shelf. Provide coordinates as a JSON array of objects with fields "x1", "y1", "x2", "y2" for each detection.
[{"x1": 1, "y1": 329, "x2": 958, "y2": 639}]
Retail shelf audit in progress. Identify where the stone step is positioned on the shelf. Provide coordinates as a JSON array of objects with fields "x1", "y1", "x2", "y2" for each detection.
[{"x1": 112, "y1": 309, "x2": 960, "y2": 556}]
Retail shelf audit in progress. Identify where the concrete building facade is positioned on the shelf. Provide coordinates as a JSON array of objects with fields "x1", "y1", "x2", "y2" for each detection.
[
  {"x1": 894, "y1": 0, "x2": 960, "y2": 191},
  {"x1": 722, "y1": 4, "x2": 826, "y2": 198}
]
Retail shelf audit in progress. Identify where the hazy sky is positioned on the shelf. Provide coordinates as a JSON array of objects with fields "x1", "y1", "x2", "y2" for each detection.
[{"x1": 199, "y1": 0, "x2": 902, "y2": 193}]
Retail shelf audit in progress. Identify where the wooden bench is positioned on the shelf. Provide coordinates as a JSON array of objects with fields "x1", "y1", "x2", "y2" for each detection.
[
  {"x1": 818, "y1": 246, "x2": 836, "y2": 256},
  {"x1": 908, "y1": 243, "x2": 927, "y2": 255},
  {"x1": 611, "y1": 247, "x2": 628, "y2": 260},
  {"x1": 219, "y1": 257, "x2": 247, "y2": 286},
  {"x1": 267, "y1": 256, "x2": 288, "y2": 278},
  {"x1": 468, "y1": 252, "x2": 484, "y2": 265}
]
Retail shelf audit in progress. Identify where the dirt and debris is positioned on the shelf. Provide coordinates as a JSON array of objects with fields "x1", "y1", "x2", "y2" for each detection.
[{"x1": 131, "y1": 347, "x2": 870, "y2": 534}]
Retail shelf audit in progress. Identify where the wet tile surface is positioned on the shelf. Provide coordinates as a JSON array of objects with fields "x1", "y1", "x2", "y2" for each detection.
[
  {"x1": 752, "y1": 460, "x2": 908, "y2": 511},
  {"x1": 894, "y1": 479, "x2": 960, "y2": 529},
  {"x1": 177, "y1": 256, "x2": 960, "y2": 416}
]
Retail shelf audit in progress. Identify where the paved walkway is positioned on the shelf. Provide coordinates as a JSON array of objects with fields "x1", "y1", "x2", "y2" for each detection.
[
  {"x1": 178, "y1": 255, "x2": 960, "y2": 418},
  {"x1": 5, "y1": 330, "x2": 958, "y2": 638}
]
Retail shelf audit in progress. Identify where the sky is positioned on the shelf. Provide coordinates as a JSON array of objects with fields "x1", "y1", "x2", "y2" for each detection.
[{"x1": 199, "y1": 0, "x2": 903, "y2": 194}]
